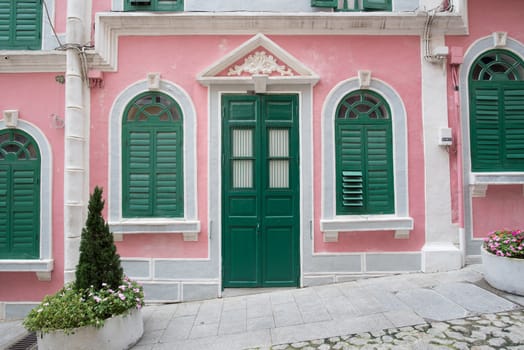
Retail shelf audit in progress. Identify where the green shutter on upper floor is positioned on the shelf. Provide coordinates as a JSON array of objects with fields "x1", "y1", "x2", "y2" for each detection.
[
  {"x1": 310, "y1": 0, "x2": 337, "y2": 8},
  {"x1": 0, "y1": 0, "x2": 42, "y2": 50},
  {"x1": 363, "y1": 0, "x2": 392, "y2": 11},
  {"x1": 125, "y1": 0, "x2": 183, "y2": 11}
]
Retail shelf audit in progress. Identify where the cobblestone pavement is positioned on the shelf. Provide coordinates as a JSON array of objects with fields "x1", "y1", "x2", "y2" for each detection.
[{"x1": 260, "y1": 310, "x2": 524, "y2": 350}]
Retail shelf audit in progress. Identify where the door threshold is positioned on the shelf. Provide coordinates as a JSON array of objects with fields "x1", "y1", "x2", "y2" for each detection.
[{"x1": 222, "y1": 287, "x2": 297, "y2": 298}]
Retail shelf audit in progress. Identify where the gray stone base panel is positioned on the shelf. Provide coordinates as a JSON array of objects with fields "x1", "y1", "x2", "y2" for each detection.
[
  {"x1": 141, "y1": 281, "x2": 220, "y2": 303},
  {"x1": 304, "y1": 252, "x2": 421, "y2": 286},
  {"x1": 0, "y1": 302, "x2": 38, "y2": 320}
]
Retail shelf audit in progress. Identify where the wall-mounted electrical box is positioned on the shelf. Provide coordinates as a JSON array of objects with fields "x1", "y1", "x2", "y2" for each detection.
[{"x1": 438, "y1": 128, "x2": 453, "y2": 146}]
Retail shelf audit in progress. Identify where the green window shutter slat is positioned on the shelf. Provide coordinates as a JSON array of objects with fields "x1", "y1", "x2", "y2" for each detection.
[
  {"x1": 154, "y1": 130, "x2": 182, "y2": 215},
  {"x1": 366, "y1": 127, "x2": 393, "y2": 212},
  {"x1": 311, "y1": 0, "x2": 337, "y2": 8},
  {"x1": 0, "y1": 2, "x2": 11, "y2": 43},
  {"x1": 0, "y1": 167, "x2": 8, "y2": 253},
  {"x1": 503, "y1": 89, "x2": 524, "y2": 162},
  {"x1": 470, "y1": 87, "x2": 502, "y2": 170},
  {"x1": 342, "y1": 171, "x2": 363, "y2": 207},
  {"x1": 125, "y1": 131, "x2": 153, "y2": 216},
  {"x1": 363, "y1": 0, "x2": 392, "y2": 11},
  {"x1": 11, "y1": 167, "x2": 39, "y2": 257}
]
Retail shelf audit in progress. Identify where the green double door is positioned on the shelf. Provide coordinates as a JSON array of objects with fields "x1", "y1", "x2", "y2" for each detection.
[{"x1": 222, "y1": 94, "x2": 300, "y2": 288}]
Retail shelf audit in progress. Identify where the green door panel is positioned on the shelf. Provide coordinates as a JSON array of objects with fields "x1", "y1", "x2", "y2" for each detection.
[{"x1": 222, "y1": 94, "x2": 299, "y2": 288}]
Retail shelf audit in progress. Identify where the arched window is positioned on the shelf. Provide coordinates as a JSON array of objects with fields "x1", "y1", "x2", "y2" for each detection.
[
  {"x1": 122, "y1": 92, "x2": 184, "y2": 218},
  {"x1": 0, "y1": 129, "x2": 40, "y2": 259},
  {"x1": 469, "y1": 49, "x2": 524, "y2": 171},
  {"x1": 335, "y1": 90, "x2": 394, "y2": 215}
]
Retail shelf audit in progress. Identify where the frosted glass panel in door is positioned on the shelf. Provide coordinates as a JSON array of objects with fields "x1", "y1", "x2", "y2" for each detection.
[
  {"x1": 269, "y1": 129, "x2": 289, "y2": 188},
  {"x1": 232, "y1": 129, "x2": 253, "y2": 188}
]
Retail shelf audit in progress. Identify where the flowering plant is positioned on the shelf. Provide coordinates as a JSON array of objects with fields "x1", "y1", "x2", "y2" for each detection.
[
  {"x1": 23, "y1": 277, "x2": 144, "y2": 334},
  {"x1": 483, "y1": 229, "x2": 524, "y2": 259}
]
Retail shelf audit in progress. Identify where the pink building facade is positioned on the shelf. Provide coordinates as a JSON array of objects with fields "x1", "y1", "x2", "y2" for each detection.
[{"x1": 1, "y1": 0, "x2": 523, "y2": 319}]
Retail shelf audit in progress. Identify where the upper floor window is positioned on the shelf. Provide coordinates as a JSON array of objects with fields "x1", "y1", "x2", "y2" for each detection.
[
  {"x1": 124, "y1": 0, "x2": 183, "y2": 11},
  {"x1": 335, "y1": 90, "x2": 394, "y2": 215},
  {"x1": 469, "y1": 49, "x2": 524, "y2": 172},
  {"x1": 0, "y1": 0, "x2": 42, "y2": 50},
  {"x1": 122, "y1": 92, "x2": 184, "y2": 218},
  {"x1": 311, "y1": 0, "x2": 392, "y2": 11}
]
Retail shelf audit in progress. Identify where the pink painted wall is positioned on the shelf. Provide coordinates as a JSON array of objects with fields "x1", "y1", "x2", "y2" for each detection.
[
  {"x1": 446, "y1": 0, "x2": 524, "y2": 238},
  {"x1": 91, "y1": 34, "x2": 426, "y2": 258},
  {"x1": 0, "y1": 74, "x2": 65, "y2": 301}
]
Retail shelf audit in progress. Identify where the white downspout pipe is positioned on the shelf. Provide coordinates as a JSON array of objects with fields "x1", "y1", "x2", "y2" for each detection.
[{"x1": 63, "y1": 0, "x2": 89, "y2": 284}]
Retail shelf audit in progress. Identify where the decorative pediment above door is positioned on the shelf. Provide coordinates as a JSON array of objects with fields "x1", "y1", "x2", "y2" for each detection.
[{"x1": 197, "y1": 34, "x2": 319, "y2": 91}]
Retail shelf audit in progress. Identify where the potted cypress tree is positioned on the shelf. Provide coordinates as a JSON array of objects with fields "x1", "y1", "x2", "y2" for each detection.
[{"x1": 24, "y1": 187, "x2": 144, "y2": 350}]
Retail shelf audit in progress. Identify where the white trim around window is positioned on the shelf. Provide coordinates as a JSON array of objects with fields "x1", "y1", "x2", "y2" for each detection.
[
  {"x1": 320, "y1": 77, "x2": 413, "y2": 241},
  {"x1": 0, "y1": 120, "x2": 53, "y2": 279},
  {"x1": 108, "y1": 79, "x2": 200, "y2": 240}
]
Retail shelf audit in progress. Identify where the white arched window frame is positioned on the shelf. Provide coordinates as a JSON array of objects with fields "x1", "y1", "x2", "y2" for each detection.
[
  {"x1": 108, "y1": 80, "x2": 200, "y2": 240},
  {"x1": 0, "y1": 120, "x2": 53, "y2": 280},
  {"x1": 320, "y1": 78, "x2": 413, "y2": 241}
]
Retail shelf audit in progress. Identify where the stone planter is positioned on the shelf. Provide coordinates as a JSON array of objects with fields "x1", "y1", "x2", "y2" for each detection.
[
  {"x1": 481, "y1": 246, "x2": 524, "y2": 296},
  {"x1": 37, "y1": 308, "x2": 143, "y2": 350}
]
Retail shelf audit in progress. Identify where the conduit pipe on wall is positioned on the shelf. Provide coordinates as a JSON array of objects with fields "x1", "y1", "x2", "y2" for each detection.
[{"x1": 63, "y1": 0, "x2": 89, "y2": 284}]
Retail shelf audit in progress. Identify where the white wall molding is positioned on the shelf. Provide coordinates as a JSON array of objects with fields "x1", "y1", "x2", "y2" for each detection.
[{"x1": 89, "y1": 11, "x2": 468, "y2": 72}]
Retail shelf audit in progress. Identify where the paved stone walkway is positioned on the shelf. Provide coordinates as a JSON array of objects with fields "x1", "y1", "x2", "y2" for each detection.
[
  {"x1": 260, "y1": 310, "x2": 524, "y2": 349},
  {"x1": 2, "y1": 265, "x2": 524, "y2": 350}
]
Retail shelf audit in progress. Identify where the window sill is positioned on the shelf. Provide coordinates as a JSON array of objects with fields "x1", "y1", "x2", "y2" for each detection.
[
  {"x1": 0, "y1": 259, "x2": 54, "y2": 281},
  {"x1": 320, "y1": 215, "x2": 413, "y2": 242},
  {"x1": 470, "y1": 172, "x2": 524, "y2": 197},
  {"x1": 109, "y1": 219, "x2": 201, "y2": 241}
]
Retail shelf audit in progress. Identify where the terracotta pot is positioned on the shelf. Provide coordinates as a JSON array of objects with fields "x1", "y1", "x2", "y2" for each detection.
[
  {"x1": 37, "y1": 308, "x2": 143, "y2": 350},
  {"x1": 481, "y1": 246, "x2": 524, "y2": 296}
]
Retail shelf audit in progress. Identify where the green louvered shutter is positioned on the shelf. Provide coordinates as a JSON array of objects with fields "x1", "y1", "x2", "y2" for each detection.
[
  {"x1": 11, "y1": 166, "x2": 39, "y2": 258},
  {"x1": 336, "y1": 90, "x2": 394, "y2": 215},
  {"x1": 337, "y1": 125, "x2": 394, "y2": 214},
  {"x1": 337, "y1": 126, "x2": 364, "y2": 213},
  {"x1": 0, "y1": 166, "x2": 8, "y2": 254},
  {"x1": 154, "y1": 129, "x2": 182, "y2": 216},
  {"x1": 0, "y1": 0, "x2": 42, "y2": 50},
  {"x1": 503, "y1": 88, "x2": 524, "y2": 167},
  {"x1": 125, "y1": 131, "x2": 154, "y2": 216},
  {"x1": 0, "y1": 129, "x2": 40, "y2": 259},
  {"x1": 363, "y1": 0, "x2": 392, "y2": 11},
  {"x1": 125, "y1": 0, "x2": 183, "y2": 11},
  {"x1": 366, "y1": 126, "x2": 394, "y2": 212},
  {"x1": 0, "y1": 1, "x2": 10, "y2": 45},
  {"x1": 311, "y1": 0, "x2": 337, "y2": 8},
  {"x1": 470, "y1": 87, "x2": 501, "y2": 171},
  {"x1": 123, "y1": 92, "x2": 184, "y2": 218}
]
